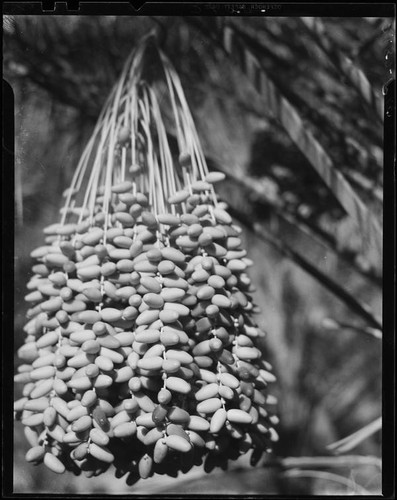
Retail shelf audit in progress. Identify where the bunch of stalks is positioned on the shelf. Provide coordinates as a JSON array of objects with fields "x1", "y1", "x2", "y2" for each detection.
[{"x1": 14, "y1": 38, "x2": 278, "y2": 482}]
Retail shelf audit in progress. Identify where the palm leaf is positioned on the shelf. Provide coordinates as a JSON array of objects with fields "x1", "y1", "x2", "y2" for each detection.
[
  {"x1": 282, "y1": 469, "x2": 372, "y2": 494},
  {"x1": 189, "y1": 19, "x2": 383, "y2": 273},
  {"x1": 344, "y1": 169, "x2": 383, "y2": 203},
  {"x1": 326, "y1": 417, "x2": 382, "y2": 454},
  {"x1": 280, "y1": 455, "x2": 381, "y2": 469},
  {"x1": 228, "y1": 207, "x2": 382, "y2": 331},
  {"x1": 300, "y1": 17, "x2": 383, "y2": 122},
  {"x1": 228, "y1": 19, "x2": 383, "y2": 173},
  {"x1": 223, "y1": 24, "x2": 382, "y2": 266},
  {"x1": 321, "y1": 317, "x2": 382, "y2": 339}
]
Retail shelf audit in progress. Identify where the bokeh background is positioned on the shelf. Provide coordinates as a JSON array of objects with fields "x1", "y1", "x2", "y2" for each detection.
[{"x1": 4, "y1": 13, "x2": 392, "y2": 495}]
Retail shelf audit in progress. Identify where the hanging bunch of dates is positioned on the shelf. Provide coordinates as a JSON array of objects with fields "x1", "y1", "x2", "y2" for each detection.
[{"x1": 14, "y1": 38, "x2": 278, "y2": 482}]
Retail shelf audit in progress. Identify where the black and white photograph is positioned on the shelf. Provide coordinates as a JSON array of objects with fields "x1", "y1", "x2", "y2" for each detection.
[{"x1": 4, "y1": 7, "x2": 394, "y2": 495}]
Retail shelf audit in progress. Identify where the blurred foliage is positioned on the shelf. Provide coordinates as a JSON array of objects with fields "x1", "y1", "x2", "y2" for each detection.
[{"x1": 5, "y1": 13, "x2": 390, "y2": 494}]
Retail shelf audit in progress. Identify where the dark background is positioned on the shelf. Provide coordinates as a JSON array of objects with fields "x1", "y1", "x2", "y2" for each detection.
[{"x1": 4, "y1": 12, "x2": 391, "y2": 494}]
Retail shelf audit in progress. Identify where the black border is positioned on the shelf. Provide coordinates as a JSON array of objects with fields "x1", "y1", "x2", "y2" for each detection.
[
  {"x1": 3, "y1": 79, "x2": 17, "y2": 499},
  {"x1": 2, "y1": 3, "x2": 396, "y2": 499},
  {"x1": 1, "y1": 2, "x2": 396, "y2": 16}
]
